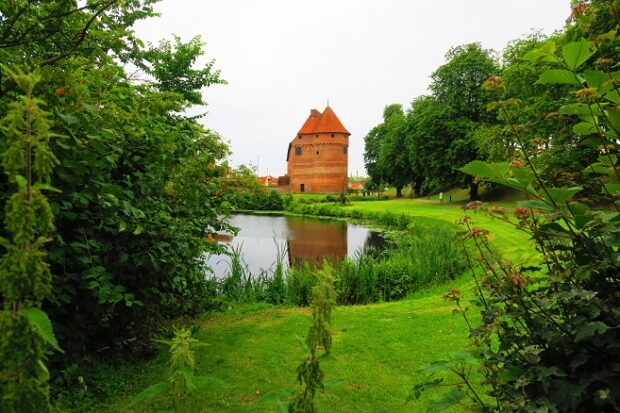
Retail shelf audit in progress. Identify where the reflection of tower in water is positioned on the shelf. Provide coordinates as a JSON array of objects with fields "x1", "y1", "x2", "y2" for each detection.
[{"x1": 286, "y1": 216, "x2": 347, "y2": 266}]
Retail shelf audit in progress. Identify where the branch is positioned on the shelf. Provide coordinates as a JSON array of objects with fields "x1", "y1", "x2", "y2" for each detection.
[{"x1": 38, "y1": 0, "x2": 119, "y2": 68}]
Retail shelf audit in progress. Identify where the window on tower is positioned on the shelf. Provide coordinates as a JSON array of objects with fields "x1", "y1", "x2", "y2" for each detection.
[
  {"x1": 343, "y1": 145, "x2": 348, "y2": 154},
  {"x1": 295, "y1": 146, "x2": 302, "y2": 156}
]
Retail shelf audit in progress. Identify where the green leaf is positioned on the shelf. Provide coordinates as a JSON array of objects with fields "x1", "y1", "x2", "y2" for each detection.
[
  {"x1": 573, "y1": 122, "x2": 598, "y2": 136},
  {"x1": 428, "y1": 389, "x2": 466, "y2": 412},
  {"x1": 605, "y1": 90, "x2": 620, "y2": 104},
  {"x1": 407, "y1": 378, "x2": 444, "y2": 402},
  {"x1": 57, "y1": 112, "x2": 78, "y2": 125},
  {"x1": 603, "y1": 183, "x2": 620, "y2": 194},
  {"x1": 128, "y1": 382, "x2": 171, "y2": 407},
  {"x1": 560, "y1": 103, "x2": 602, "y2": 116},
  {"x1": 522, "y1": 40, "x2": 557, "y2": 64},
  {"x1": 418, "y1": 360, "x2": 451, "y2": 375},
  {"x1": 542, "y1": 187, "x2": 583, "y2": 205},
  {"x1": 14, "y1": 175, "x2": 26, "y2": 188},
  {"x1": 33, "y1": 183, "x2": 62, "y2": 193},
  {"x1": 499, "y1": 366, "x2": 525, "y2": 382},
  {"x1": 562, "y1": 39, "x2": 595, "y2": 70},
  {"x1": 119, "y1": 220, "x2": 127, "y2": 232},
  {"x1": 295, "y1": 335, "x2": 309, "y2": 352},
  {"x1": 584, "y1": 70, "x2": 609, "y2": 91},
  {"x1": 517, "y1": 200, "x2": 554, "y2": 212},
  {"x1": 575, "y1": 321, "x2": 608, "y2": 341},
  {"x1": 586, "y1": 164, "x2": 615, "y2": 175},
  {"x1": 20, "y1": 308, "x2": 63, "y2": 353},
  {"x1": 606, "y1": 106, "x2": 620, "y2": 132},
  {"x1": 538, "y1": 69, "x2": 580, "y2": 85},
  {"x1": 133, "y1": 224, "x2": 144, "y2": 235},
  {"x1": 459, "y1": 161, "x2": 508, "y2": 180}
]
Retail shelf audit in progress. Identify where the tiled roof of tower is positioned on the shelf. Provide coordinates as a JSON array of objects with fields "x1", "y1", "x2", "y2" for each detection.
[
  {"x1": 297, "y1": 109, "x2": 321, "y2": 134},
  {"x1": 296, "y1": 106, "x2": 350, "y2": 135}
]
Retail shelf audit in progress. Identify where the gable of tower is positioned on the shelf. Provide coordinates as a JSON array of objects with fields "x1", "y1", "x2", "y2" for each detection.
[{"x1": 283, "y1": 106, "x2": 350, "y2": 193}]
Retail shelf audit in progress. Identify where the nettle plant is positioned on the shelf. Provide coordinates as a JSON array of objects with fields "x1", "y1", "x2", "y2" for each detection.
[
  {"x1": 0, "y1": 69, "x2": 63, "y2": 412},
  {"x1": 414, "y1": 39, "x2": 620, "y2": 411},
  {"x1": 288, "y1": 266, "x2": 337, "y2": 413}
]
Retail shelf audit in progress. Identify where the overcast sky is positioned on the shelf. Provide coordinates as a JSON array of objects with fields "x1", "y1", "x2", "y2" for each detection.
[{"x1": 133, "y1": 0, "x2": 570, "y2": 177}]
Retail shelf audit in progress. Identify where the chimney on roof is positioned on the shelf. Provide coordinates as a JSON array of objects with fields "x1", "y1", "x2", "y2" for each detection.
[{"x1": 310, "y1": 109, "x2": 321, "y2": 117}]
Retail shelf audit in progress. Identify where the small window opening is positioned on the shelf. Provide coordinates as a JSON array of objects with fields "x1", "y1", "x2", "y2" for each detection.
[
  {"x1": 316, "y1": 151, "x2": 319, "y2": 155},
  {"x1": 343, "y1": 145, "x2": 348, "y2": 154},
  {"x1": 331, "y1": 134, "x2": 334, "y2": 138},
  {"x1": 295, "y1": 146, "x2": 302, "y2": 156},
  {"x1": 300, "y1": 183, "x2": 305, "y2": 192}
]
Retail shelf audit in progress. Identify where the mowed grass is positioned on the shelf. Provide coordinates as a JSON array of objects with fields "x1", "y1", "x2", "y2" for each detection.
[
  {"x1": 73, "y1": 198, "x2": 535, "y2": 412},
  {"x1": 347, "y1": 198, "x2": 536, "y2": 264},
  {"x1": 80, "y1": 277, "x2": 476, "y2": 413}
]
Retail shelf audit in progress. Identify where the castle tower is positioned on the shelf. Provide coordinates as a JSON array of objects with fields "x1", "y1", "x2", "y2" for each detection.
[{"x1": 286, "y1": 106, "x2": 350, "y2": 193}]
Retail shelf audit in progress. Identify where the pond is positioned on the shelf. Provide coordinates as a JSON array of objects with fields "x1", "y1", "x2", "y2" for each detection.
[{"x1": 205, "y1": 213, "x2": 384, "y2": 276}]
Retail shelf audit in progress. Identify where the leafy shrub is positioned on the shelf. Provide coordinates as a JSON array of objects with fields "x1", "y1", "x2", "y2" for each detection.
[
  {"x1": 418, "y1": 36, "x2": 620, "y2": 411},
  {"x1": 0, "y1": 71, "x2": 62, "y2": 412}
]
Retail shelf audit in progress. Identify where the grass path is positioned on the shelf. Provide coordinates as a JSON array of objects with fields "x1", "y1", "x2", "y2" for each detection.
[{"x1": 72, "y1": 198, "x2": 536, "y2": 412}]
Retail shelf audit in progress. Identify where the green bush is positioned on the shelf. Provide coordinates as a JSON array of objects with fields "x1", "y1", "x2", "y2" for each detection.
[{"x1": 286, "y1": 264, "x2": 315, "y2": 306}]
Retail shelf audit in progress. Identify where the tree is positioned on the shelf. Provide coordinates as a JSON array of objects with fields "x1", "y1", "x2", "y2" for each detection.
[
  {"x1": 1, "y1": 2, "x2": 234, "y2": 359},
  {"x1": 141, "y1": 35, "x2": 226, "y2": 105},
  {"x1": 429, "y1": 43, "x2": 499, "y2": 200},
  {"x1": 406, "y1": 96, "x2": 457, "y2": 195},
  {"x1": 364, "y1": 104, "x2": 413, "y2": 197}
]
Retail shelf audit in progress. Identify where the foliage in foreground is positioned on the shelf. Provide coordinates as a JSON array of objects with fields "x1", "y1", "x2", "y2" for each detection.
[
  {"x1": 1, "y1": 1, "x2": 234, "y2": 362},
  {"x1": 287, "y1": 266, "x2": 337, "y2": 413},
  {"x1": 129, "y1": 327, "x2": 210, "y2": 413},
  {"x1": 417, "y1": 31, "x2": 620, "y2": 412},
  {"x1": 0, "y1": 70, "x2": 62, "y2": 412}
]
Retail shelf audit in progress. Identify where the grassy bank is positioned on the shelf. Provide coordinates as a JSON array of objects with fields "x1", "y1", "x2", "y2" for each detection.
[
  {"x1": 59, "y1": 276, "x2": 476, "y2": 413},
  {"x1": 58, "y1": 198, "x2": 533, "y2": 412}
]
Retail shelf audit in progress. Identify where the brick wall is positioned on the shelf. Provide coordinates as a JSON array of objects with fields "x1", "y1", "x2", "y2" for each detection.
[{"x1": 287, "y1": 132, "x2": 348, "y2": 193}]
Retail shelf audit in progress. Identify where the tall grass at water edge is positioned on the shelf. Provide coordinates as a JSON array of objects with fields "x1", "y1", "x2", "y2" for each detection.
[{"x1": 216, "y1": 212, "x2": 465, "y2": 307}]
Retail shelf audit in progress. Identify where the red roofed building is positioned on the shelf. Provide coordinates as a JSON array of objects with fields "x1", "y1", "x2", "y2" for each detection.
[{"x1": 285, "y1": 106, "x2": 349, "y2": 193}]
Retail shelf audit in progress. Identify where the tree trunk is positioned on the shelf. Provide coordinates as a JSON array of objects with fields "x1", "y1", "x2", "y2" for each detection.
[
  {"x1": 414, "y1": 180, "x2": 423, "y2": 198},
  {"x1": 395, "y1": 185, "x2": 403, "y2": 198},
  {"x1": 469, "y1": 182, "x2": 479, "y2": 201}
]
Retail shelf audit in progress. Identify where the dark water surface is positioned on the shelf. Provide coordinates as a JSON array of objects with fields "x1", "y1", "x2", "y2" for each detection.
[{"x1": 205, "y1": 214, "x2": 384, "y2": 276}]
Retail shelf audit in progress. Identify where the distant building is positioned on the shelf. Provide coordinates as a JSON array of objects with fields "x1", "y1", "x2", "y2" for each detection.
[
  {"x1": 349, "y1": 180, "x2": 366, "y2": 192},
  {"x1": 257, "y1": 175, "x2": 278, "y2": 187},
  {"x1": 282, "y1": 106, "x2": 350, "y2": 193}
]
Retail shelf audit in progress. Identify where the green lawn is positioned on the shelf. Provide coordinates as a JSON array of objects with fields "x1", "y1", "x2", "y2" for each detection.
[
  {"x1": 347, "y1": 198, "x2": 535, "y2": 264},
  {"x1": 64, "y1": 198, "x2": 536, "y2": 413}
]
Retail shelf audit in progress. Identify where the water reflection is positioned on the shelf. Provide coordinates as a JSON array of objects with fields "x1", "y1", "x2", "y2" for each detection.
[
  {"x1": 205, "y1": 214, "x2": 383, "y2": 276},
  {"x1": 286, "y1": 215, "x2": 347, "y2": 266}
]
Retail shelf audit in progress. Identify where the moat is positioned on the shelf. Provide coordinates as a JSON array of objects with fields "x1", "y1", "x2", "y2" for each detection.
[{"x1": 205, "y1": 213, "x2": 384, "y2": 276}]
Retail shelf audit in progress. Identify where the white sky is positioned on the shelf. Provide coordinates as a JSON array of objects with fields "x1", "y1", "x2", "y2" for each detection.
[{"x1": 133, "y1": 0, "x2": 570, "y2": 177}]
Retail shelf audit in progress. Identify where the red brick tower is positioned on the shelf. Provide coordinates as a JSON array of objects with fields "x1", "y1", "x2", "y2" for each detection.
[{"x1": 286, "y1": 106, "x2": 350, "y2": 193}]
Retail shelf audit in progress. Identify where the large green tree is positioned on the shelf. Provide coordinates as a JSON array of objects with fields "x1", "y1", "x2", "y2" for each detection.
[
  {"x1": 364, "y1": 104, "x2": 413, "y2": 197},
  {"x1": 429, "y1": 43, "x2": 499, "y2": 200},
  {"x1": 406, "y1": 96, "x2": 457, "y2": 195},
  {"x1": 0, "y1": 1, "x2": 233, "y2": 360}
]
